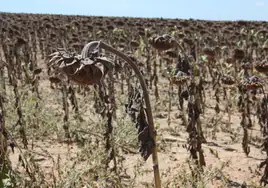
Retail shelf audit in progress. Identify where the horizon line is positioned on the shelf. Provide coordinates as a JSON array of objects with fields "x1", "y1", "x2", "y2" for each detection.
[{"x1": 1, "y1": 11, "x2": 268, "y2": 23}]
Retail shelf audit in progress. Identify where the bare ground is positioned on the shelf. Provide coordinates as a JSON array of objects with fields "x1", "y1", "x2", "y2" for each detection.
[{"x1": 7, "y1": 83, "x2": 267, "y2": 187}]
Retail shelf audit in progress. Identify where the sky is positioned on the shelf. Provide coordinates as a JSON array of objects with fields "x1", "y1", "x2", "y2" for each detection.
[{"x1": 0, "y1": 0, "x2": 268, "y2": 21}]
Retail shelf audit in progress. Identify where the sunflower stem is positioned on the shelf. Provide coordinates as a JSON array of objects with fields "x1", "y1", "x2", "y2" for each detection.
[{"x1": 98, "y1": 41, "x2": 161, "y2": 188}]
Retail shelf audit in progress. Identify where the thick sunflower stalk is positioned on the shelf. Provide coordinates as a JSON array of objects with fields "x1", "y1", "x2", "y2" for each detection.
[
  {"x1": 149, "y1": 34, "x2": 207, "y2": 180},
  {"x1": 0, "y1": 61, "x2": 7, "y2": 168},
  {"x1": 2, "y1": 40, "x2": 28, "y2": 148},
  {"x1": 258, "y1": 96, "x2": 268, "y2": 186}
]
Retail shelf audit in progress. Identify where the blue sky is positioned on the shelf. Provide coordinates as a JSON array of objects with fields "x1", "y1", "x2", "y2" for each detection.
[{"x1": 0, "y1": 0, "x2": 267, "y2": 21}]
